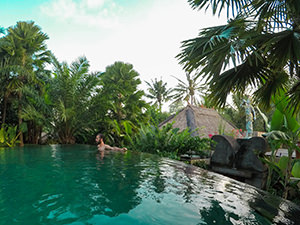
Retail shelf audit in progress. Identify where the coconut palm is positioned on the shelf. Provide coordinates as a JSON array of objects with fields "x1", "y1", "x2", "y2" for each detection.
[
  {"x1": 178, "y1": 0, "x2": 300, "y2": 112},
  {"x1": 172, "y1": 73, "x2": 203, "y2": 105},
  {"x1": 145, "y1": 78, "x2": 173, "y2": 112}
]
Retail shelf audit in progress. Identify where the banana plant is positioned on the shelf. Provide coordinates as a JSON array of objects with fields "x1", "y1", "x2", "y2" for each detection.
[
  {"x1": 257, "y1": 93, "x2": 300, "y2": 198},
  {"x1": 108, "y1": 119, "x2": 137, "y2": 146},
  {"x1": 0, "y1": 124, "x2": 21, "y2": 147}
]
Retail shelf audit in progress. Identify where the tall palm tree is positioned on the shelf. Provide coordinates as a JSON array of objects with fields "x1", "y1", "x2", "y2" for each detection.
[
  {"x1": 94, "y1": 61, "x2": 148, "y2": 145},
  {"x1": 178, "y1": 0, "x2": 300, "y2": 112},
  {"x1": 145, "y1": 78, "x2": 173, "y2": 112},
  {"x1": 49, "y1": 55, "x2": 99, "y2": 144},
  {"x1": 172, "y1": 73, "x2": 203, "y2": 105},
  {"x1": 0, "y1": 41, "x2": 13, "y2": 124},
  {"x1": 1, "y1": 21, "x2": 50, "y2": 146}
]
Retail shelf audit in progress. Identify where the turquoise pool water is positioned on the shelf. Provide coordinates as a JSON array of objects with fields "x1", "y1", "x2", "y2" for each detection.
[{"x1": 0, "y1": 145, "x2": 299, "y2": 225}]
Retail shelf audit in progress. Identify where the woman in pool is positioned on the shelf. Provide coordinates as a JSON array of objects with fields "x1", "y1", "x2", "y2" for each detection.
[{"x1": 95, "y1": 133, "x2": 127, "y2": 152}]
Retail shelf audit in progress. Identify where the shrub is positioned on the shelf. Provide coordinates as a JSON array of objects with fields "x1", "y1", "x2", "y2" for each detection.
[{"x1": 129, "y1": 123, "x2": 212, "y2": 159}]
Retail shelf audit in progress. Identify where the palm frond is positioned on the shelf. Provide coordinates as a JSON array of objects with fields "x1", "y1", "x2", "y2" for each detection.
[
  {"x1": 188, "y1": 0, "x2": 250, "y2": 17},
  {"x1": 287, "y1": 80, "x2": 300, "y2": 114},
  {"x1": 254, "y1": 69, "x2": 289, "y2": 109},
  {"x1": 208, "y1": 55, "x2": 270, "y2": 107}
]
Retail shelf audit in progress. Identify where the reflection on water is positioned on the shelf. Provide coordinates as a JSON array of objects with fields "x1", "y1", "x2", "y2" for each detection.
[{"x1": 0, "y1": 145, "x2": 299, "y2": 225}]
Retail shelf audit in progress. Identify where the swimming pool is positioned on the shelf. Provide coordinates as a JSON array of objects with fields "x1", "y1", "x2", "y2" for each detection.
[{"x1": 0, "y1": 145, "x2": 299, "y2": 224}]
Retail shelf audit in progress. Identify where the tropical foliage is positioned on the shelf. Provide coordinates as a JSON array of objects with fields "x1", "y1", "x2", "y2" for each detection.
[
  {"x1": 0, "y1": 22, "x2": 153, "y2": 146},
  {"x1": 169, "y1": 101, "x2": 185, "y2": 114},
  {"x1": 0, "y1": 15, "x2": 298, "y2": 205},
  {"x1": 264, "y1": 131, "x2": 300, "y2": 201},
  {"x1": 49, "y1": 55, "x2": 100, "y2": 144},
  {"x1": 178, "y1": 0, "x2": 300, "y2": 113},
  {"x1": 172, "y1": 73, "x2": 203, "y2": 105},
  {"x1": 258, "y1": 93, "x2": 300, "y2": 199},
  {"x1": 146, "y1": 105, "x2": 170, "y2": 126},
  {"x1": 130, "y1": 123, "x2": 212, "y2": 159},
  {"x1": 0, "y1": 21, "x2": 51, "y2": 146},
  {"x1": 0, "y1": 124, "x2": 20, "y2": 147},
  {"x1": 92, "y1": 62, "x2": 149, "y2": 146},
  {"x1": 145, "y1": 78, "x2": 173, "y2": 112}
]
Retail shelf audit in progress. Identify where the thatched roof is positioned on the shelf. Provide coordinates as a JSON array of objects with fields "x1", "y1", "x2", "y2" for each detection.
[{"x1": 159, "y1": 105, "x2": 240, "y2": 138}]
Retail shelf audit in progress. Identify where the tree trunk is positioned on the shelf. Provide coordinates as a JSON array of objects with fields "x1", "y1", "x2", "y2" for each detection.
[
  {"x1": 33, "y1": 125, "x2": 40, "y2": 144},
  {"x1": 27, "y1": 121, "x2": 32, "y2": 143},
  {"x1": 18, "y1": 93, "x2": 24, "y2": 147},
  {"x1": 38, "y1": 126, "x2": 42, "y2": 144},
  {"x1": 2, "y1": 95, "x2": 8, "y2": 124},
  {"x1": 18, "y1": 117, "x2": 24, "y2": 147}
]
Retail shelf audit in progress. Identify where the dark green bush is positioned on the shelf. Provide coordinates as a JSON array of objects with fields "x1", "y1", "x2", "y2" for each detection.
[{"x1": 129, "y1": 123, "x2": 212, "y2": 159}]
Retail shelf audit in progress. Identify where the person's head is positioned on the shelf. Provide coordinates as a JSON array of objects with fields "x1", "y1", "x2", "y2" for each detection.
[{"x1": 95, "y1": 133, "x2": 105, "y2": 143}]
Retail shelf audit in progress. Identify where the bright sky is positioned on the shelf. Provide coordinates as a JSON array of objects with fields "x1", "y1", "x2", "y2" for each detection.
[{"x1": 1, "y1": 0, "x2": 227, "y2": 110}]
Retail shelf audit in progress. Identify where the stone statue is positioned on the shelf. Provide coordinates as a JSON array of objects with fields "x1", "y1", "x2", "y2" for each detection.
[{"x1": 241, "y1": 98, "x2": 256, "y2": 138}]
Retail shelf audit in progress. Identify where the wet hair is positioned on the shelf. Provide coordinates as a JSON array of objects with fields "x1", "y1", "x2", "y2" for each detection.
[{"x1": 97, "y1": 133, "x2": 105, "y2": 141}]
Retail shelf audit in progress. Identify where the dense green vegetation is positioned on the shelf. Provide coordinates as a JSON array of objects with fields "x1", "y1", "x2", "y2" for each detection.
[
  {"x1": 0, "y1": 21, "x2": 207, "y2": 152},
  {"x1": 0, "y1": 21, "x2": 270, "y2": 148},
  {"x1": 1, "y1": 0, "x2": 300, "y2": 203},
  {"x1": 179, "y1": 0, "x2": 300, "y2": 201},
  {"x1": 0, "y1": 22, "x2": 151, "y2": 146},
  {"x1": 0, "y1": 21, "x2": 51, "y2": 146},
  {"x1": 179, "y1": 0, "x2": 300, "y2": 112},
  {"x1": 129, "y1": 123, "x2": 212, "y2": 159}
]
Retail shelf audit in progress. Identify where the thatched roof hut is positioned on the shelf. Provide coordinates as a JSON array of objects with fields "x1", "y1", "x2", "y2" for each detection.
[{"x1": 159, "y1": 104, "x2": 240, "y2": 138}]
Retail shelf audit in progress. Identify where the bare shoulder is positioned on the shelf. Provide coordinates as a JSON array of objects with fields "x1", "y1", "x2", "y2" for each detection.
[{"x1": 104, "y1": 144, "x2": 113, "y2": 150}]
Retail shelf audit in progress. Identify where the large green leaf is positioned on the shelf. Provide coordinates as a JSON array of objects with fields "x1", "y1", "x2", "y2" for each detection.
[
  {"x1": 291, "y1": 161, "x2": 300, "y2": 178},
  {"x1": 272, "y1": 94, "x2": 300, "y2": 132},
  {"x1": 0, "y1": 127, "x2": 5, "y2": 143},
  {"x1": 270, "y1": 109, "x2": 284, "y2": 131},
  {"x1": 7, "y1": 126, "x2": 17, "y2": 141},
  {"x1": 255, "y1": 107, "x2": 270, "y2": 131},
  {"x1": 277, "y1": 156, "x2": 289, "y2": 174}
]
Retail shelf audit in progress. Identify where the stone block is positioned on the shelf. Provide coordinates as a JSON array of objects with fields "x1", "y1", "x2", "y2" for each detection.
[
  {"x1": 235, "y1": 137, "x2": 268, "y2": 172},
  {"x1": 211, "y1": 135, "x2": 240, "y2": 167}
]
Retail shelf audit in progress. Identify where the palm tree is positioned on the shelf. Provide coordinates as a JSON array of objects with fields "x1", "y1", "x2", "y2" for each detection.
[
  {"x1": 1, "y1": 21, "x2": 50, "y2": 146},
  {"x1": 145, "y1": 78, "x2": 173, "y2": 112},
  {"x1": 94, "y1": 61, "x2": 149, "y2": 145},
  {"x1": 49, "y1": 55, "x2": 99, "y2": 144},
  {"x1": 178, "y1": 0, "x2": 300, "y2": 113},
  {"x1": 0, "y1": 42, "x2": 12, "y2": 124},
  {"x1": 172, "y1": 73, "x2": 203, "y2": 105}
]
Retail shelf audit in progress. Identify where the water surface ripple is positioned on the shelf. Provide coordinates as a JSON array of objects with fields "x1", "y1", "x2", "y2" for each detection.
[{"x1": 0, "y1": 145, "x2": 299, "y2": 225}]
